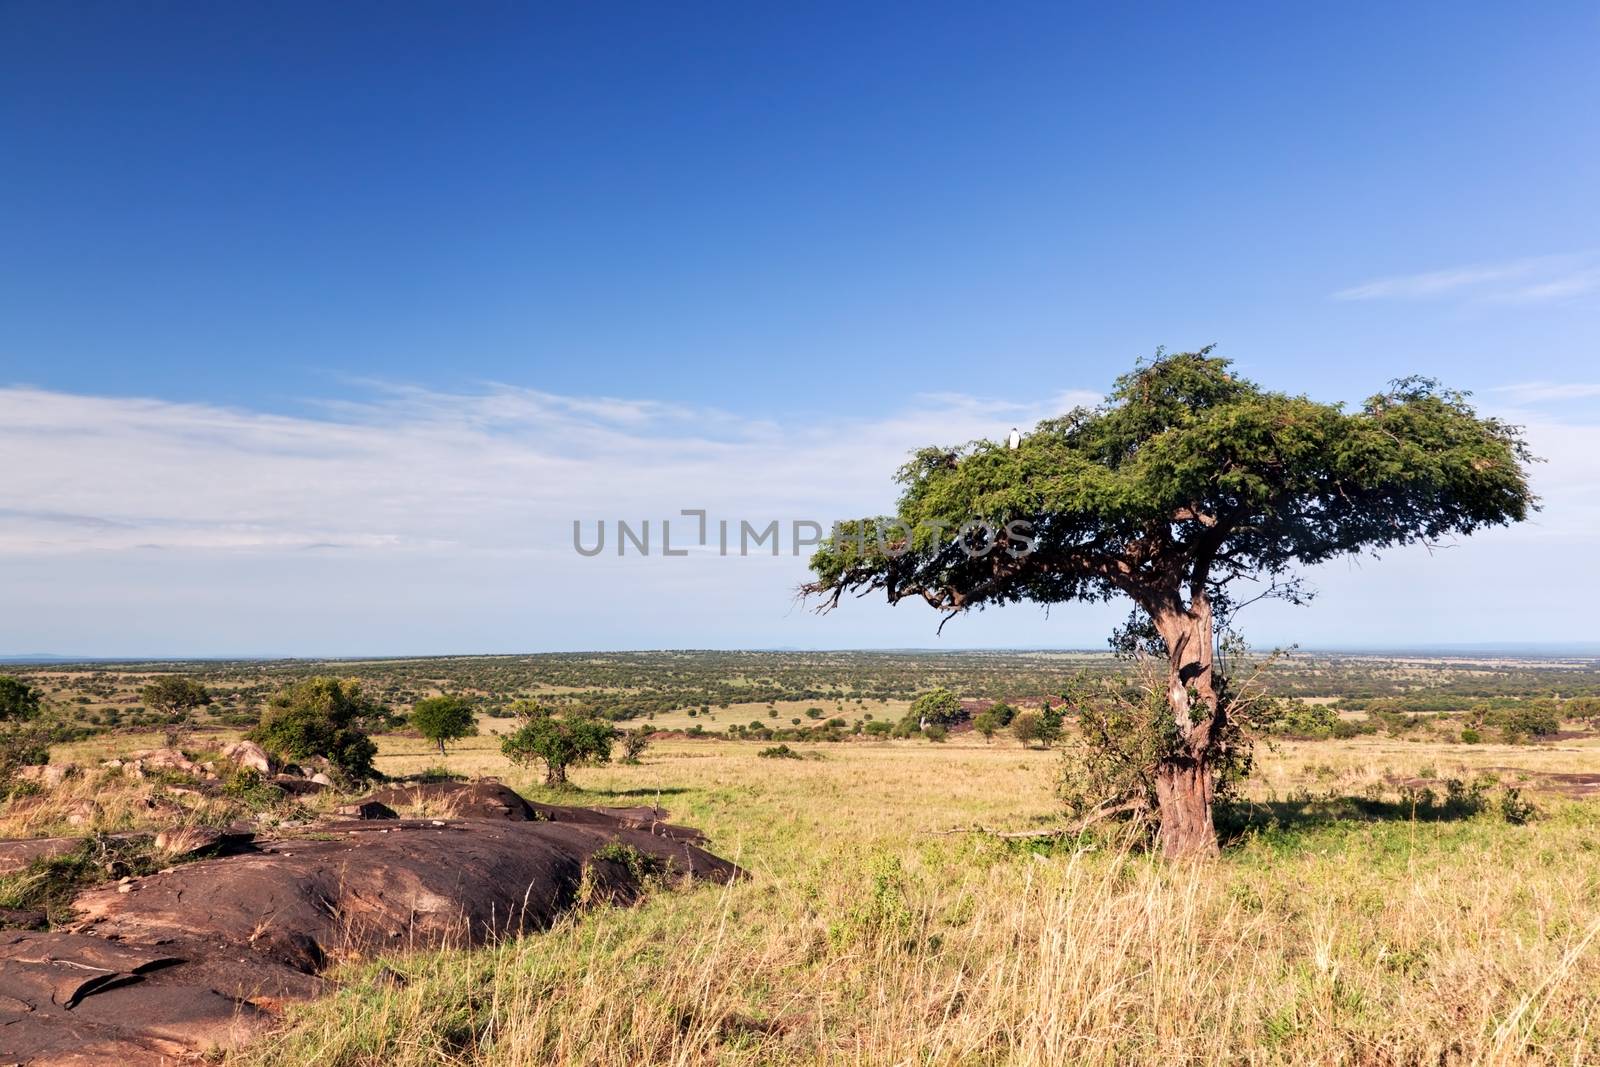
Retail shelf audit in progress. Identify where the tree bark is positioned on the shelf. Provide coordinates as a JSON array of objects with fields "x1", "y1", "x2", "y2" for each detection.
[
  {"x1": 1153, "y1": 758, "x2": 1217, "y2": 858},
  {"x1": 545, "y1": 761, "x2": 567, "y2": 787},
  {"x1": 1150, "y1": 596, "x2": 1224, "y2": 859}
]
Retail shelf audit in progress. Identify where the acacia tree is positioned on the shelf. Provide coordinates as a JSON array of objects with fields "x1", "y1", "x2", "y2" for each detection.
[
  {"x1": 500, "y1": 702, "x2": 616, "y2": 787},
  {"x1": 806, "y1": 351, "x2": 1534, "y2": 857},
  {"x1": 140, "y1": 677, "x2": 212, "y2": 747},
  {"x1": 410, "y1": 694, "x2": 478, "y2": 757}
]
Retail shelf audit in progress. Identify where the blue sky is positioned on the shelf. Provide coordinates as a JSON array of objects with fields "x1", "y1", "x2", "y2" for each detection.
[{"x1": 2, "y1": 3, "x2": 1599, "y2": 655}]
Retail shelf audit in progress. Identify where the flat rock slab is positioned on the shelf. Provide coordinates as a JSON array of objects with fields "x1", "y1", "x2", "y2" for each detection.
[
  {"x1": 0, "y1": 837, "x2": 82, "y2": 877},
  {"x1": 0, "y1": 789, "x2": 737, "y2": 1065}
]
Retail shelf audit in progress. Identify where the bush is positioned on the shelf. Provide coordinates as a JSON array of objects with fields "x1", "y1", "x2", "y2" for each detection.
[
  {"x1": 1460, "y1": 727, "x2": 1482, "y2": 744},
  {"x1": 907, "y1": 688, "x2": 964, "y2": 729},
  {"x1": 0, "y1": 675, "x2": 48, "y2": 791},
  {"x1": 249, "y1": 677, "x2": 381, "y2": 783},
  {"x1": 1011, "y1": 711, "x2": 1042, "y2": 746},
  {"x1": 922, "y1": 724, "x2": 948, "y2": 742},
  {"x1": 621, "y1": 726, "x2": 652, "y2": 764},
  {"x1": 758, "y1": 744, "x2": 803, "y2": 759}
]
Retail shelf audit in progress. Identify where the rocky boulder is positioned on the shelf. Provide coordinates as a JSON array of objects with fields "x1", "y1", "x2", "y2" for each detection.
[{"x1": 218, "y1": 740, "x2": 273, "y2": 776}]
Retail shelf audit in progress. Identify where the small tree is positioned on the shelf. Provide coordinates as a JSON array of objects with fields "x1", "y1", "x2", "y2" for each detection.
[
  {"x1": 410, "y1": 695, "x2": 478, "y2": 757},
  {"x1": 500, "y1": 704, "x2": 616, "y2": 787},
  {"x1": 141, "y1": 677, "x2": 212, "y2": 748},
  {"x1": 621, "y1": 726, "x2": 652, "y2": 765},
  {"x1": 1035, "y1": 702, "x2": 1064, "y2": 748},
  {"x1": 1011, "y1": 711, "x2": 1043, "y2": 747},
  {"x1": 249, "y1": 677, "x2": 381, "y2": 782},
  {"x1": 973, "y1": 710, "x2": 1000, "y2": 742},
  {"x1": 0, "y1": 675, "x2": 48, "y2": 785},
  {"x1": 906, "y1": 688, "x2": 964, "y2": 731},
  {"x1": 1, "y1": 676, "x2": 41, "y2": 722}
]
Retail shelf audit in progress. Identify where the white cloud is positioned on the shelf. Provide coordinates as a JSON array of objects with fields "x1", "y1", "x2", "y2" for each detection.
[
  {"x1": 1492, "y1": 381, "x2": 1600, "y2": 405},
  {"x1": 1332, "y1": 252, "x2": 1599, "y2": 303},
  {"x1": 1, "y1": 380, "x2": 1594, "y2": 655},
  {"x1": 0, "y1": 383, "x2": 1077, "y2": 558}
]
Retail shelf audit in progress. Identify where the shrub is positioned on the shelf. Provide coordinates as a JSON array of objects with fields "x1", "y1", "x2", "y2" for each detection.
[
  {"x1": 906, "y1": 688, "x2": 964, "y2": 730},
  {"x1": 621, "y1": 726, "x2": 652, "y2": 764},
  {"x1": 248, "y1": 677, "x2": 381, "y2": 783},
  {"x1": 0, "y1": 675, "x2": 49, "y2": 791},
  {"x1": 758, "y1": 744, "x2": 803, "y2": 759},
  {"x1": 1011, "y1": 711, "x2": 1042, "y2": 746}
]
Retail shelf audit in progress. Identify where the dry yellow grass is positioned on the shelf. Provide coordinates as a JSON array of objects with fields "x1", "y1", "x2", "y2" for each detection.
[{"x1": 219, "y1": 733, "x2": 1600, "y2": 1066}]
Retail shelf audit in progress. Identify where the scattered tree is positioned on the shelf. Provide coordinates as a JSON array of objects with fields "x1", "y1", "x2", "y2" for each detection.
[
  {"x1": 1010, "y1": 711, "x2": 1042, "y2": 747},
  {"x1": 905, "y1": 687, "x2": 964, "y2": 732},
  {"x1": 807, "y1": 350, "x2": 1534, "y2": 856},
  {"x1": 621, "y1": 725, "x2": 652, "y2": 764},
  {"x1": 249, "y1": 677, "x2": 381, "y2": 782},
  {"x1": 409, "y1": 694, "x2": 478, "y2": 756},
  {"x1": 973, "y1": 710, "x2": 1000, "y2": 742},
  {"x1": 1035, "y1": 702, "x2": 1064, "y2": 748},
  {"x1": 500, "y1": 703, "x2": 616, "y2": 787},
  {"x1": 140, "y1": 677, "x2": 212, "y2": 748},
  {"x1": 0, "y1": 675, "x2": 47, "y2": 785}
]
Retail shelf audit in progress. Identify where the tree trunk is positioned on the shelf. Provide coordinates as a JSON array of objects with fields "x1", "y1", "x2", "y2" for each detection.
[
  {"x1": 545, "y1": 761, "x2": 567, "y2": 787},
  {"x1": 438, "y1": 739, "x2": 446, "y2": 758},
  {"x1": 1154, "y1": 758, "x2": 1217, "y2": 858},
  {"x1": 1150, "y1": 597, "x2": 1224, "y2": 859}
]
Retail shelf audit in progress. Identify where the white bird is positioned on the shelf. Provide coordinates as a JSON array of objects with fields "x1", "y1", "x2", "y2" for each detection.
[{"x1": 1006, "y1": 427, "x2": 1021, "y2": 450}]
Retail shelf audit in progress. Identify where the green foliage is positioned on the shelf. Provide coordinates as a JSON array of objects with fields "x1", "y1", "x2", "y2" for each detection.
[
  {"x1": 922, "y1": 724, "x2": 948, "y2": 742},
  {"x1": 807, "y1": 352, "x2": 1534, "y2": 621},
  {"x1": 758, "y1": 743, "x2": 804, "y2": 760},
  {"x1": 621, "y1": 726, "x2": 652, "y2": 764},
  {"x1": 1058, "y1": 670, "x2": 1252, "y2": 828},
  {"x1": 1035, "y1": 702, "x2": 1063, "y2": 748},
  {"x1": 1493, "y1": 703, "x2": 1561, "y2": 743},
  {"x1": 903, "y1": 687, "x2": 964, "y2": 734},
  {"x1": 248, "y1": 677, "x2": 382, "y2": 782},
  {"x1": 501, "y1": 705, "x2": 616, "y2": 786},
  {"x1": 0, "y1": 675, "x2": 42, "y2": 722},
  {"x1": 972, "y1": 710, "x2": 1000, "y2": 741},
  {"x1": 1460, "y1": 727, "x2": 1482, "y2": 744},
  {"x1": 139, "y1": 676, "x2": 212, "y2": 718},
  {"x1": 1010, "y1": 711, "x2": 1042, "y2": 746},
  {"x1": 409, "y1": 695, "x2": 478, "y2": 756},
  {"x1": 0, "y1": 675, "x2": 47, "y2": 788}
]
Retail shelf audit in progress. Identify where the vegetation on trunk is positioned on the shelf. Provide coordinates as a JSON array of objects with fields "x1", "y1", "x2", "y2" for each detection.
[{"x1": 805, "y1": 349, "x2": 1535, "y2": 856}]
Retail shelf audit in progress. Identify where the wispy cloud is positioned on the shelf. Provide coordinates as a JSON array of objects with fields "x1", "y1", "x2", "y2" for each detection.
[
  {"x1": 1493, "y1": 381, "x2": 1600, "y2": 405},
  {"x1": 0, "y1": 383, "x2": 1075, "y2": 557},
  {"x1": 2, "y1": 380, "x2": 1596, "y2": 654},
  {"x1": 1333, "y1": 252, "x2": 1599, "y2": 303}
]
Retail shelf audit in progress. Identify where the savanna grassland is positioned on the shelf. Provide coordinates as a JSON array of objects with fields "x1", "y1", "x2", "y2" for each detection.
[{"x1": 7, "y1": 651, "x2": 1600, "y2": 1065}]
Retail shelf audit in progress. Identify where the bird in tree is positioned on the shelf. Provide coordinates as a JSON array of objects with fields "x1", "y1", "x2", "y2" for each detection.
[{"x1": 805, "y1": 349, "x2": 1535, "y2": 857}]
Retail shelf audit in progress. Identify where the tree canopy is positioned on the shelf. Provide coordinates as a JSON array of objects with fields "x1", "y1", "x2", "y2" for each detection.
[
  {"x1": 0, "y1": 676, "x2": 41, "y2": 723},
  {"x1": 807, "y1": 350, "x2": 1534, "y2": 856},
  {"x1": 249, "y1": 676, "x2": 382, "y2": 782},
  {"x1": 410, "y1": 695, "x2": 478, "y2": 756},
  {"x1": 500, "y1": 703, "x2": 616, "y2": 787}
]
